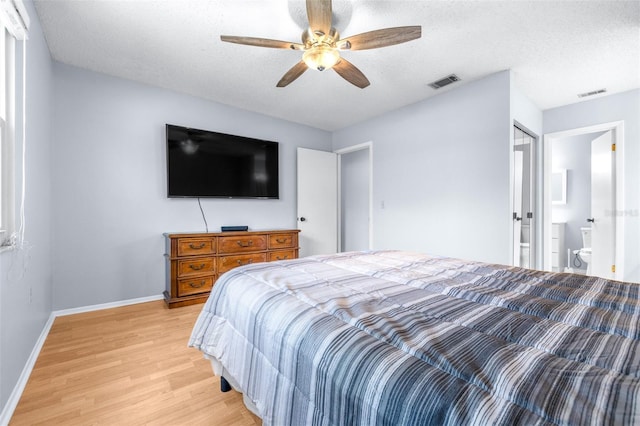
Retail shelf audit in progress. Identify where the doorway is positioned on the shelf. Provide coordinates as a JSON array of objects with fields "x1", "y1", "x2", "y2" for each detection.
[
  {"x1": 543, "y1": 121, "x2": 625, "y2": 280},
  {"x1": 336, "y1": 142, "x2": 373, "y2": 252},
  {"x1": 297, "y1": 143, "x2": 372, "y2": 257}
]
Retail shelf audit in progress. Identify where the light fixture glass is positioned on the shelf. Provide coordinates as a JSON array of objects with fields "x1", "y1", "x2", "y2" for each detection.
[
  {"x1": 179, "y1": 138, "x2": 199, "y2": 154},
  {"x1": 303, "y1": 45, "x2": 340, "y2": 71}
]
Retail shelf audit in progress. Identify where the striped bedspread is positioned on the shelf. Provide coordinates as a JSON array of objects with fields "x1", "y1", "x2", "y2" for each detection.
[{"x1": 189, "y1": 250, "x2": 640, "y2": 425}]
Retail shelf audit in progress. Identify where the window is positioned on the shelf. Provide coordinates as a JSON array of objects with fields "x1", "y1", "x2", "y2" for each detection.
[
  {"x1": 0, "y1": 0, "x2": 28, "y2": 247},
  {"x1": 0, "y1": 22, "x2": 15, "y2": 245}
]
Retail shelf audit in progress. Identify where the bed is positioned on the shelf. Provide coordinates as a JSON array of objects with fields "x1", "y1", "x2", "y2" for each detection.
[{"x1": 188, "y1": 250, "x2": 640, "y2": 425}]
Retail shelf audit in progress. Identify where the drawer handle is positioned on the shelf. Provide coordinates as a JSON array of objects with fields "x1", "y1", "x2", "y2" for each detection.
[
  {"x1": 237, "y1": 259, "x2": 253, "y2": 265},
  {"x1": 189, "y1": 280, "x2": 206, "y2": 288},
  {"x1": 189, "y1": 263, "x2": 206, "y2": 270},
  {"x1": 189, "y1": 243, "x2": 206, "y2": 250},
  {"x1": 276, "y1": 255, "x2": 289, "y2": 260},
  {"x1": 237, "y1": 240, "x2": 253, "y2": 248},
  {"x1": 275, "y1": 238, "x2": 288, "y2": 244}
]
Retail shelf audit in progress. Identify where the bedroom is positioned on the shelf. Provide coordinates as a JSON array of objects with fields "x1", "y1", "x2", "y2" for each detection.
[{"x1": 1, "y1": 0, "x2": 639, "y2": 424}]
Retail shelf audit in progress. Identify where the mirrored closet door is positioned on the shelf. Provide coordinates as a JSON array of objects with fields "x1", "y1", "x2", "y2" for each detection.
[{"x1": 513, "y1": 125, "x2": 536, "y2": 268}]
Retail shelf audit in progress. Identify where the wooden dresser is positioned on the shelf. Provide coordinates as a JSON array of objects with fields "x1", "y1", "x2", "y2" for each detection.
[{"x1": 163, "y1": 229, "x2": 300, "y2": 308}]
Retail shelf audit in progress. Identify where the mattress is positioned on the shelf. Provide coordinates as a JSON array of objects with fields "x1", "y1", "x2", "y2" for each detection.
[{"x1": 189, "y1": 250, "x2": 640, "y2": 425}]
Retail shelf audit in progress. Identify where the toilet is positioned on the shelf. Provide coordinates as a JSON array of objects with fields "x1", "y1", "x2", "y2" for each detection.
[{"x1": 574, "y1": 227, "x2": 592, "y2": 274}]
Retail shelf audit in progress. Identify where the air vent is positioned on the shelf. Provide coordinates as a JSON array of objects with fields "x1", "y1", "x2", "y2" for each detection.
[
  {"x1": 428, "y1": 74, "x2": 460, "y2": 89},
  {"x1": 578, "y1": 88, "x2": 606, "y2": 98}
]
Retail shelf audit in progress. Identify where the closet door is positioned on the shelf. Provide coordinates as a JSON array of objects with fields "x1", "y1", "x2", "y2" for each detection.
[{"x1": 513, "y1": 126, "x2": 536, "y2": 268}]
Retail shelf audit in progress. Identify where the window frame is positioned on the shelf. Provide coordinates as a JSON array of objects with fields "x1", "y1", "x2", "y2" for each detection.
[{"x1": 0, "y1": 24, "x2": 15, "y2": 247}]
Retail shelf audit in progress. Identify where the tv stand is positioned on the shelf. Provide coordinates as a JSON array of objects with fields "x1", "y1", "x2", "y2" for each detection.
[{"x1": 163, "y1": 229, "x2": 300, "y2": 308}]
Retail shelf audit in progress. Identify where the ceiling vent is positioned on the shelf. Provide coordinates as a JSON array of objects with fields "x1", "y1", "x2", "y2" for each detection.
[
  {"x1": 578, "y1": 88, "x2": 606, "y2": 98},
  {"x1": 428, "y1": 74, "x2": 460, "y2": 89}
]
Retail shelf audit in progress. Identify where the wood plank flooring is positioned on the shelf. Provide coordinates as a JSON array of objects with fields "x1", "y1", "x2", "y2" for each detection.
[{"x1": 10, "y1": 301, "x2": 261, "y2": 425}]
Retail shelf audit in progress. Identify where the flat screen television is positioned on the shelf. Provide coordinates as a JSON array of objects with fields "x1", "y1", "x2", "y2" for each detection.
[{"x1": 166, "y1": 124, "x2": 279, "y2": 199}]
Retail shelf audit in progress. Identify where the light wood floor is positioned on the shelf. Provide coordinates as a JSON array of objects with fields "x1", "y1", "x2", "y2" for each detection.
[{"x1": 10, "y1": 300, "x2": 261, "y2": 425}]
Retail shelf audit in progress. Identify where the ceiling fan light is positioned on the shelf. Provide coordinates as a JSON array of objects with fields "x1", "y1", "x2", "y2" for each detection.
[{"x1": 303, "y1": 46, "x2": 340, "y2": 71}]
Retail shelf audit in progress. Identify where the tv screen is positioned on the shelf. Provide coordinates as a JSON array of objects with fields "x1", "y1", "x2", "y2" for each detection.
[{"x1": 166, "y1": 124, "x2": 279, "y2": 199}]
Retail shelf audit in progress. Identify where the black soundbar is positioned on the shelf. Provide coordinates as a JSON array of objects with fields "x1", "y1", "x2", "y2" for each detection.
[{"x1": 221, "y1": 226, "x2": 249, "y2": 232}]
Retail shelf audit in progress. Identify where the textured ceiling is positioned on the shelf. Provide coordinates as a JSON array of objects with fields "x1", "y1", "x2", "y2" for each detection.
[{"x1": 34, "y1": 0, "x2": 640, "y2": 131}]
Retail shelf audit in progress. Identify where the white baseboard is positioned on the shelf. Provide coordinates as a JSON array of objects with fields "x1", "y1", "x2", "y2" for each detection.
[
  {"x1": 53, "y1": 294, "x2": 164, "y2": 317},
  {"x1": 0, "y1": 294, "x2": 165, "y2": 425}
]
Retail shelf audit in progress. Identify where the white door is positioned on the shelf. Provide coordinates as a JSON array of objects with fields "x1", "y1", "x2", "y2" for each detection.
[
  {"x1": 590, "y1": 130, "x2": 615, "y2": 278},
  {"x1": 297, "y1": 148, "x2": 338, "y2": 257}
]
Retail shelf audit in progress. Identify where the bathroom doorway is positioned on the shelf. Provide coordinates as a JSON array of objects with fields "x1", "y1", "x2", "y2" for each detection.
[{"x1": 543, "y1": 121, "x2": 624, "y2": 280}]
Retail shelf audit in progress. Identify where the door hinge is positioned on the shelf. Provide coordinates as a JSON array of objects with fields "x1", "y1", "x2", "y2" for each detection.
[
  {"x1": 527, "y1": 212, "x2": 533, "y2": 219},
  {"x1": 612, "y1": 265, "x2": 616, "y2": 273},
  {"x1": 612, "y1": 143, "x2": 616, "y2": 151}
]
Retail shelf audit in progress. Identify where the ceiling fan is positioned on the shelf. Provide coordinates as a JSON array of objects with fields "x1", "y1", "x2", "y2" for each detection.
[{"x1": 220, "y1": 0, "x2": 422, "y2": 88}]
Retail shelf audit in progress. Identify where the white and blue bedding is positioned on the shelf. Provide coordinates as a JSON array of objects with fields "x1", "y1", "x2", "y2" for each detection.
[{"x1": 189, "y1": 250, "x2": 640, "y2": 425}]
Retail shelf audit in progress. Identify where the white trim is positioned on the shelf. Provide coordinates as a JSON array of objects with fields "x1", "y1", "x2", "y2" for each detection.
[
  {"x1": 335, "y1": 141, "x2": 372, "y2": 155},
  {"x1": 0, "y1": 294, "x2": 165, "y2": 424},
  {"x1": 0, "y1": 0, "x2": 29, "y2": 40},
  {"x1": 53, "y1": 294, "x2": 164, "y2": 317},
  {"x1": 543, "y1": 120, "x2": 625, "y2": 280},
  {"x1": 1, "y1": 31, "x2": 16, "y2": 245},
  {"x1": 335, "y1": 141, "x2": 374, "y2": 251},
  {"x1": 337, "y1": 154, "x2": 342, "y2": 251}
]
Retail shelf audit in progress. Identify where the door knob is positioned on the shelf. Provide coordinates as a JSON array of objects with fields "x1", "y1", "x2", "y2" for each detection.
[
  {"x1": 299, "y1": 217, "x2": 306, "y2": 222},
  {"x1": 587, "y1": 218, "x2": 595, "y2": 223}
]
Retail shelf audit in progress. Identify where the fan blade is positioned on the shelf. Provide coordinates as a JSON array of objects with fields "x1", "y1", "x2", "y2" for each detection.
[
  {"x1": 277, "y1": 61, "x2": 309, "y2": 87},
  {"x1": 333, "y1": 58, "x2": 370, "y2": 89},
  {"x1": 221, "y1": 35, "x2": 304, "y2": 50},
  {"x1": 306, "y1": 0, "x2": 332, "y2": 36},
  {"x1": 339, "y1": 26, "x2": 421, "y2": 50}
]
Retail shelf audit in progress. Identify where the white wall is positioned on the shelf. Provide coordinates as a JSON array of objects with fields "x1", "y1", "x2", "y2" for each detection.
[
  {"x1": 333, "y1": 71, "x2": 512, "y2": 264},
  {"x1": 543, "y1": 89, "x2": 640, "y2": 282},
  {"x1": 0, "y1": 0, "x2": 53, "y2": 413},
  {"x1": 51, "y1": 63, "x2": 332, "y2": 310}
]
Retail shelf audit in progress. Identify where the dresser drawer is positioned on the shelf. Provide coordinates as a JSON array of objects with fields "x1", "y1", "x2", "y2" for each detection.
[
  {"x1": 269, "y1": 233, "x2": 296, "y2": 249},
  {"x1": 219, "y1": 235, "x2": 268, "y2": 254},
  {"x1": 165, "y1": 230, "x2": 298, "y2": 308},
  {"x1": 268, "y1": 250, "x2": 297, "y2": 262},
  {"x1": 218, "y1": 253, "x2": 267, "y2": 274},
  {"x1": 177, "y1": 238, "x2": 216, "y2": 256},
  {"x1": 177, "y1": 275, "x2": 215, "y2": 297},
  {"x1": 177, "y1": 257, "x2": 216, "y2": 277}
]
